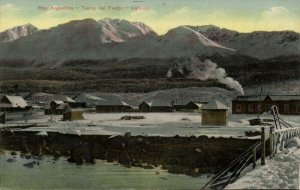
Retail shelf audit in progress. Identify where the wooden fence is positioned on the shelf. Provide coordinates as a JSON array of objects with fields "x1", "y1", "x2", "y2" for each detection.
[{"x1": 203, "y1": 105, "x2": 300, "y2": 189}]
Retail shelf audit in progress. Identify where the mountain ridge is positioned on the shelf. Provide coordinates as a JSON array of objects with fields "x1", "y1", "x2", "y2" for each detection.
[
  {"x1": 0, "y1": 23, "x2": 39, "y2": 43},
  {"x1": 0, "y1": 18, "x2": 299, "y2": 61}
]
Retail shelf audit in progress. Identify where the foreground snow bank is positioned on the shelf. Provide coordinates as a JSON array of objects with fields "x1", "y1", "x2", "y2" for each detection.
[{"x1": 227, "y1": 147, "x2": 300, "y2": 189}]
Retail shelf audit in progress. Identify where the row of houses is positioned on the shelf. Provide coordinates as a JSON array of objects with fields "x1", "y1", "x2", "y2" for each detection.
[
  {"x1": 232, "y1": 95, "x2": 300, "y2": 115},
  {"x1": 2, "y1": 93, "x2": 300, "y2": 116},
  {"x1": 0, "y1": 93, "x2": 207, "y2": 113},
  {"x1": 138, "y1": 100, "x2": 203, "y2": 112},
  {"x1": 0, "y1": 92, "x2": 230, "y2": 126}
]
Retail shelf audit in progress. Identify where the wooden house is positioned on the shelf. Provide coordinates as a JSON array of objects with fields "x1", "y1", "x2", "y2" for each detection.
[
  {"x1": 232, "y1": 95, "x2": 300, "y2": 115},
  {"x1": 138, "y1": 99, "x2": 204, "y2": 112},
  {"x1": 172, "y1": 99, "x2": 188, "y2": 111},
  {"x1": 202, "y1": 100, "x2": 228, "y2": 126},
  {"x1": 0, "y1": 95, "x2": 30, "y2": 111},
  {"x1": 150, "y1": 100, "x2": 174, "y2": 112},
  {"x1": 96, "y1": 98, "x2": 132, "y2": 113}
]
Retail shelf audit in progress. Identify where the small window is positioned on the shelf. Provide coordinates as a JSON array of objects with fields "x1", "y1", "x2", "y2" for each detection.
[
  {"x1": 248, "y1": 105, "x2": 253, "y2": 113},
  {"x1": 284, "y1": 104, "x2": 289, "y2": 113},
  {"x1": 236, "y1": 105, "x2": 241, "y2": 113}
]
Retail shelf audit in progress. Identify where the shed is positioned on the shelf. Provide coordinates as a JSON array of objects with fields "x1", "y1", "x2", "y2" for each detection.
[
  {"x1": 0, "y1": 95, "x2": 29, "y2": 111},
  {"x1": 201, "y1": 100, "x2": 228, "y2": 126},
  {"x1": 63, "y1": 111, "x2": 83, "y2": 121}
]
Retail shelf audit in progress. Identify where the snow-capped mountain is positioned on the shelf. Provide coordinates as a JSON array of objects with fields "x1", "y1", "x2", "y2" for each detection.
[
  {"x1": 0, "y1": 18, "x2": 158, "y2": 61},
  {"x1": 97, "y1": 18, "x2": 155, "y2": 43},
  {"x1": 0, "y1": 19, "x2": 233, "y2": 61},
  {"x1": 0, "y1": 18, "x2": 299, "y2": 61},
  {"x1": 149, "y1": 26, "x2": 235, "y2": 58},
  {"x1": 0, "y1": 23, "x2": 38, "y2": 43}
]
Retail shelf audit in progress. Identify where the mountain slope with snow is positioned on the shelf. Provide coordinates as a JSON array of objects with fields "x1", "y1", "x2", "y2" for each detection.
[
  {"x1": 97, "y1": 18, "x2": 155, "y2": 43},
  {"x1": 191, "y1": 25, "x2": 300, "y2": 59},
  {"x1": 145, "y1": 26, "x2": 235, "y2": 58},
  {"x1": 0, "y1": 24, "x2": 38, "y2": 43}
]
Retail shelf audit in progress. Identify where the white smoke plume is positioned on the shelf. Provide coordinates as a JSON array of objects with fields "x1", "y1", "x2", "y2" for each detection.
[{"x1": 168, "y1": 56, "x2": 244, "y2": 95}]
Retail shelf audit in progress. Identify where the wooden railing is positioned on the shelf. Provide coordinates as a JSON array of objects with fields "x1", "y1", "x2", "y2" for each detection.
[
  {"x1": 202, "y1": 141, "x2": 262, "y2": 189},
  {"x1": 202, "y1": 105, "x2": 300, "y2": 189}
]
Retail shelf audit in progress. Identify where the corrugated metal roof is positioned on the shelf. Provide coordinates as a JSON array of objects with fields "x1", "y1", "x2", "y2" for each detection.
[
  {"x1": 75, "y1": 94, "x2": 105, "y2": 102},
  {"x1": 235, "y1": 95, "x2": 263, "y2": 101},
  {"x1": 53, "y1": 100, "x2": 64, "y2": 105},
  {"x1": 0, "y1": 95, "x2": 28, "y2": 108},
  {"x1": 74, "y1": 94, "x2": 106, "y2": 106},
  {"x1": 202, "y1": 100, "x2": 228, "y2": 110},
  {"x1": 269, "y1": 95, "x2": 300, "y2": 101},
  {"x1": 172, "y1": 99, "x2": 191, "y2": 106},
  {"x1": 151, "y1": 99, "x2": 172, "y2": 107},
  {"x1": 25, "y1": 93, "x2": 75, "y2": 103},
  {"x1": 96, "y1": 96, "x2": 130, "y2": 106}
]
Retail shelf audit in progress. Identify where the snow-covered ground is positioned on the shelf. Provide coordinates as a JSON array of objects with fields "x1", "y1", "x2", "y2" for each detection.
[
  {"x1": 227, "y1": 146, "x2": 300, "y2": 189},
  {"x1": 3, "y1": 111, "x2": 300, "y2": 138}
]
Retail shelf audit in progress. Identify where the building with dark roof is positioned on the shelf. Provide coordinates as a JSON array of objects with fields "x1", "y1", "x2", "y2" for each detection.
[
  {"x1": 232, "y1": 95, "x2": 300, "y2": 115},
  {"x1": 95, "y1": 97, "x2": 133, "y2": 113},
  {"x1": 150, "y1": 100, "x2": 174, "y2": 112}
]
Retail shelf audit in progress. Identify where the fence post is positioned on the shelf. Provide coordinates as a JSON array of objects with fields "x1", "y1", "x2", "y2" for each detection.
[
  {"x1": 261, "y1": 127, "x2": 266, "y2": 165},
  {"x1": 252, "y1": 147, "x2": 256, "y2": 169},
  {"x1": 269, "y1": 126, "x2": 274, "y2": 159}
]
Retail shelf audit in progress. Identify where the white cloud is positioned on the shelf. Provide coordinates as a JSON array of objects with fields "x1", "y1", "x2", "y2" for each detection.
[{"x1": 263, "y1": 6, "x2": 289, "y2": 16}]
